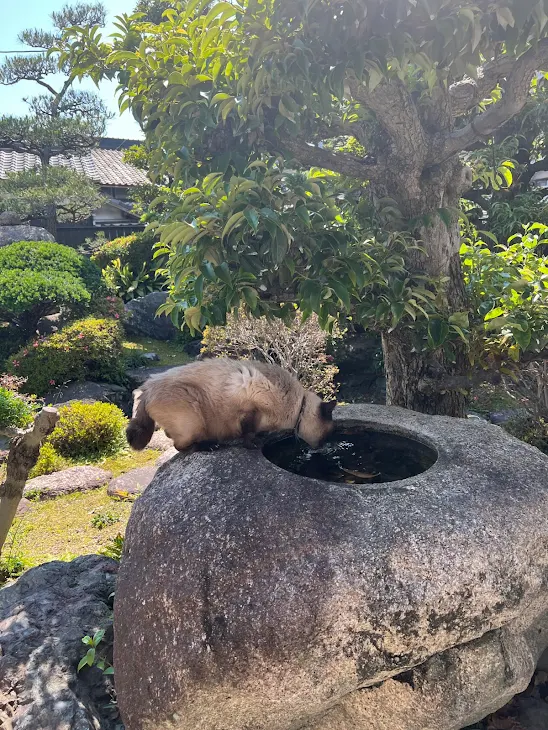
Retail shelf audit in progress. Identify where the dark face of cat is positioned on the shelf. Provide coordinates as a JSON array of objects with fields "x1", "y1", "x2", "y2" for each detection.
[{"x1": 298, "y1": 395, "x2": 337, "y2": 448}]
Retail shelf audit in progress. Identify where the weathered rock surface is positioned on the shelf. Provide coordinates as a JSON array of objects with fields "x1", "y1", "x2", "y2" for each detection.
[
  {"x1": 155, "y1": 445, "x2": 178, "y2": 466},
  {"x1": 43, "y1": 380, "x2": 130, "y2": 412},
  {"x1": 115, "y1": 404, "x2": 548, "y2": 730},
  {"x1": 124, "y1": 291, "x2": 177, "y2": 340},
  {"x1": 107, "y1": 465, "x2": 157, "y2": 498},
  {"x1": 126, "y1": 364, "x2": 174, "y2": 387},
  {"x1": 0, "y1": 555, "x2": 119, "y2": 729},
  {"x1": 24, "y1": 466, "x2": 112, "y2": 499},
  {"x1": 0, "y1": 225, "x2": 55, "y2": 247},
  {"x1": 0, "y1": 211, "x2": 23, "y2": 226}
]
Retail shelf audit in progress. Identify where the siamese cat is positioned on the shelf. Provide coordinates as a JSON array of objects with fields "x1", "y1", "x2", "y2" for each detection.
[{"x1": 127, "y1": 358, "x2": 337, "y2": 452}]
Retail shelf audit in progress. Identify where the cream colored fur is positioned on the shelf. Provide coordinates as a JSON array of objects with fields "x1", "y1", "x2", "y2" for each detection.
[{"x1": 129, "y1": 358, "x2": 335, "y2": 451}]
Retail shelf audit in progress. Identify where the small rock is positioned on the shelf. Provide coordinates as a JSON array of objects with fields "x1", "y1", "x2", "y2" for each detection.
[
  {"x1": 148, "y1": 430, "x2": 174, "y2": 452},
  {"x1": 107, "y1": 466, "x2": 158, "y2": 498},
  {"x1": 489, "y1": 408, "x2": 529, "y2": 425},
  {"x1": 24, "y1": 466, "x2": 112, "y2": 499},
  {"x1": 125, "y1": 291, "x2": 177, "y2": 340},
  {"x1": 142, "y1": 352, "x2": 160, "y2": 362},
  {"x1": 16, "y1": 498, "x2": 32, "y2": 516},
  {"x1": 183, "y1": 339, "x2": 202, "y2": 357},
  {"x1": 156, "y1": 446, "x2": 178, "y2": 466},
  {"x1": 36, "y1": 311, "x2": 62, "y2": 336}
]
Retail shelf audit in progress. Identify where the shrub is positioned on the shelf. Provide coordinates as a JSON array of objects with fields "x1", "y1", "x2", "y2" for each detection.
[
  {"x1": 0, "y1": 385, "x2": 37, "y2": 430},
  {"x1": 101, "y1": 257, "x2": 165, "y2": 302},
  {"x1": 91, "y1": 230, "x2": 157, "y2": 270},
  {"x1": 201, "y1": 311, "x2": 340, "y2": 399},
  {"x1": 91, "y1": 295, "x2": 126, "y2": 322},
  {"x1": 10, "y1": 317, "x2": 125, "y2": 396},
  {"x1": 0, "y1": 241, "x2": 102, "y2": 336},
  {"x1": 48, "y1": 401, "x2": 127, "y2": 460},
  {"x1": 0, "y1": 240, "x2": 102, "y2": 292},
  {"x1": 28, "y1": 442, "x2": 69, "y2": 479},
  {"x1": 91, "y1": 510, "x2": 120, "y2": 530},
  {"x1": 99, "y1": 533, "x2": 125, "y2": 560}
]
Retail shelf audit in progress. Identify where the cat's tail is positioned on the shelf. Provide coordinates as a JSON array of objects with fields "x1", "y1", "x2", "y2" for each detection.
[{"x1": 126, "y1": 390, "x2": 155, "y2": 450}]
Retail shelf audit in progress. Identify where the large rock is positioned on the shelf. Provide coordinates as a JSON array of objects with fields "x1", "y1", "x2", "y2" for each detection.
[
  {"x1": 24, "y1": 466, "x2": 112, "y2": 499},
  {"x1": 126, "y1": 365, "x2": 174, "y2": 387},
  {"x1": 0, "y1": 555, "x2": 119, "y2": 729},
  {"x1": 107, "y1": 465, "x2": 157, "y2": 498},
  {"x1": 124, "y1": 291, "x2": 177, "y2": 340},
  {"x1": 43, "y1": 380, "x2": 130, "y2": 413},
  {"x1": 0, "y1": 225, "x2": 55, "y2": 247},
  {"x1": 114, "y1": 404, "x2": 548, "y2": 730},
  {"x1": 0, "y1": 211, "x2": 22, "y2": 225}
]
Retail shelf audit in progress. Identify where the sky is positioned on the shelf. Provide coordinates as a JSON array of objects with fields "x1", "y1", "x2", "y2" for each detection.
[{"x1": 0, "y1": 1, "x2": 144, "y2": 140}]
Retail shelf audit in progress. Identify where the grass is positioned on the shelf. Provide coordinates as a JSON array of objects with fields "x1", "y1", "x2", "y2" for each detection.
[
  {"x1": 3, "y1": 447, "x2": 159, "y2": 573},
  {"x1": 122, "y1": 335, "x2": 192, "y2": 368}
]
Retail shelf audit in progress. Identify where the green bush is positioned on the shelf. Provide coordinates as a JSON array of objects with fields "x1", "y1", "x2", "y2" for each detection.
[
  {"x1": 0, "y1": 241, "x2": 102, "y2": 336},
  {"x1": 91, "y1": 230, "x2": 157, "y2": 270},
  {"x1": 91, "y1": 510, "x2": 120, "y2": 530},
  {"x1": 48, "y1": 401, "x2": 127, "y2": 460},
  {"x1": 0, "y1": 385, "x2": 37, "y2": 430},
  {"x1": 28, "y1": 442, "x2": 69, "y2": 479},
  {"x1": 10, "y1": 318, "x2": 125, "y2": 396}
]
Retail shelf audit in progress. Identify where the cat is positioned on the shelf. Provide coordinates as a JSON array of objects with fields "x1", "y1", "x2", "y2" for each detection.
[{"x1": 127, "y1": 358, "x2": 336, "y2": 452}]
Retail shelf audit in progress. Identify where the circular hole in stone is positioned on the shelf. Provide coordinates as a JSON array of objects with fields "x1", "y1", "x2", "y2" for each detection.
[{"x1": 262, "y1": 425, "x2": 438, "y2": 484}]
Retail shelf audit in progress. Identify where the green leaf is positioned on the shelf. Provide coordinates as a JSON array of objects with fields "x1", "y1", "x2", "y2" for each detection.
[
  {"x1": 390, "y1": 302, "x2": 405, "y2": 328},
  {"x1": 211, "y1": 92, "x2": 232, "y2": 104},
  {"x1": 513, "y1": 325, "x2": 531, "y2": 351},
  {"x1": 215, "y1": 262, "x2": 232, "y2": 285},
  {"x1": 221, "y1": 211, "x2": 245, "y2": 239},
  {"x1": 484, "y1": 306, "x2": 505, "y2": 321},
  {"x1": 427, "y1": 319, "x2": 449, "y2": 349},
  {"x1": 331, "y1": 280, "x2": 351, "y2": 310},
  {"x1": 243, "y1": 207, "x2": 260, "y2": 232},
  {"x1": 278, "y1": 98, "x2": 296, "y2": 122},
  {"x1": 242, "y1": 286, "x2": 259, "y2": 310},
  {"x1": 448, "y1": 311, "x2": 469, "y2": 329}
]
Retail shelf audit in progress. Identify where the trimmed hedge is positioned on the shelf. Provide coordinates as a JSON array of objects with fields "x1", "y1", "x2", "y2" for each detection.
[
  {"x1": 0, "y1": 241, "x2": 102, "y2": 336},
  {"x1": 0, "y1": 240, "x2": 102, "y2": 292},
  {"x1": 91, "y1": 230, "x2": 158, "y2": 271},
  {"x1": 10, "y1": 317, "x2": 125, "y2": 396}
]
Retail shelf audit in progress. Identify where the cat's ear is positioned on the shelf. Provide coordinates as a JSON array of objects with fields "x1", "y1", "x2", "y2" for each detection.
[{"x1": 320, "y1": 400, "x2": 337, "y2": 420}]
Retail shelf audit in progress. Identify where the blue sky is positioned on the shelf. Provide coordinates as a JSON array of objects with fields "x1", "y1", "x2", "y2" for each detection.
[{"x1": 0, "y1": 1, "x2": 144, "y2": 139}]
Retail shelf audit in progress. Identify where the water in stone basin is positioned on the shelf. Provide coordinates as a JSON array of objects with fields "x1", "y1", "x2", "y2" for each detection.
[{"x1": 263, "y1": 428, "x2": 437, "y2": 484}]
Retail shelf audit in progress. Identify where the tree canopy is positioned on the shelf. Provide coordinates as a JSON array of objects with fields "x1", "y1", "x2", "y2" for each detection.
[
  {"x1": 0, "y1": 3, "x2": 110, "y2": 163},
  {"x1": 61, "y1": 0, "x2": 548, "y2": 415}
]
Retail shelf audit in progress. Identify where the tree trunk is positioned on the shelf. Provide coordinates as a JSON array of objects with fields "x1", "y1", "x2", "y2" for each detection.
[
  {"x1": 44, "y1": 203, "x2": 58, "y2": 239},
  {"x1": 381, "y1": 196, "x2": 470, "y2": 417},
  {"x1": 0, "y1": 408, "x2": 59, "y2": 555}
]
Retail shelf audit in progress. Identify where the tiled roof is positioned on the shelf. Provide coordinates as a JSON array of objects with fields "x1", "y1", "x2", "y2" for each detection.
[{"x1": 0, "y1": 147, "x2": 150, "y2": 187}]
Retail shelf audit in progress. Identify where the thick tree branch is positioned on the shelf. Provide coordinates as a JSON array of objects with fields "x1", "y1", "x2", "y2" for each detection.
[
  {"x1": 0, "y1": 407, "x2": 59, "y2": 555},
  {"x1": 440, "y1": 39, "x2": 548, "y2": 162},
  {"x1": 346, "y1": 74, "x2": 427, "y2": 166},
  {"x1": 278, "y1": 135, "x2": 384, "y2": 182},
  {"x1": 449, "y1": 56, "x2": 516, "y2": 117}
]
